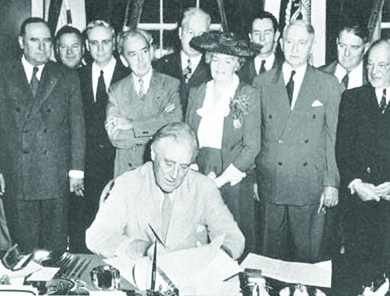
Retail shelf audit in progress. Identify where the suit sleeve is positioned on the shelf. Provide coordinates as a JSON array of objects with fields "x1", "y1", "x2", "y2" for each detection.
[
  {"x1": 69, "y1": 71, "x2": 86, "y2": 171},
  {"x1": 131, "y1": 77, "x2": 182, "y2": 135},
  {"x1": 323, "y1": 75, "x2": 341, "y2": 188},
  {"x1": 203, "y1": 183, "x2": 245, "y2": 260},
  {"x1": 232, "y1": 86, "x2": 261, "y2": 171},
  {"x1": 335, "y1": 90, "x2": 361, "y2": 187},
  {"x1": 86, "y1": 174, "x2": 135, "y2": 258},
  {"x1": 106, "y1": 77, "x2": 182, "y2": 149}
]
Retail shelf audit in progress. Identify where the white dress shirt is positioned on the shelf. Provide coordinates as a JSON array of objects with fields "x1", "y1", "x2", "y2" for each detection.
[
  {"x1": 21, "y1": 56, "x2": 45, "y2": 82},
  {"x1": 282, "y1": 63, "x2": 307, "y2": 110},
  {"x1": 254, "y1": 53, "x2": 275, "y2": 74},
  {"x1": 180, "y1": 51, "x2": 202, "y2": 73},
  {"x1": 375, "y1": 87, "x2": 390, "y2": 105},
  {"x1": 334, "y1": 62, "x2": 364, "y2": 89},
  {"x1": 132, "y1": 68, "x2": 153, "y2": 95},
  {"x1": 92, "y1": 57, "x2": 117, "y2": 102}
]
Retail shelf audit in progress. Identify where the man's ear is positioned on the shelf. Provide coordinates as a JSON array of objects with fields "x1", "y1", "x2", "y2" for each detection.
[
  {"x1": 18, "y1": 35, "x2": 24, "y2": 50},
  {"x1": 363, "y1": 42, "x2": 370, "y2": 54},
  {"x1": 279, "y1": 38, "x2": 284, "y2": 53},
  {"x1": 151, "y1": 146, "x2": 156, "y2": 161},
  {"x1": 85, "y1": 39, "x2": 90, "y2": 52},
  {"x1": 178, "y1": 27, "x2": 182, "y2": 40},
  {"x1": 248, "y1": 33, "x2": 253, "y2": 42}
]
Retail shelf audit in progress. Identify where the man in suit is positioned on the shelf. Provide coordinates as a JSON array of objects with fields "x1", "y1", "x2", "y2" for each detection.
[
  {"x1": 87, "y1": 122, "x2": 244, "y2": 260},
  {"x1": 252, "y1": 20, "x2": 340, "y2": 263},
  {"x1": 320, "y1": 17, "x2": 369, "y2": 92},
  {"x1": 336, "y1": 40, "x2": 390, "y2": 293},
  {"x1": 153, "y1": 7, "x2": 212, "y2": 115},
  {"x1": 106, "y1": 29, "x2": 181, "y2": 177},
  {"x1": 0, "y1": 17, "x2": 85, "y2": 252},
  {"x1": 71, "y1": 20, "x2": 130, "y2": 252},
  {"x1": 238, "y1": 11, "x2": 283, "y2": 84},
  {"x1": 55, "y1": 25, "x2": 84, "y2": 69}
]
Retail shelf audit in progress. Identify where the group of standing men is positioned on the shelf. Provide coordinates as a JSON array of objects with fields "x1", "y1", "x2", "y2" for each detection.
[{"x1": 0, "y1": 6, "x2": 390, "y2": 294}]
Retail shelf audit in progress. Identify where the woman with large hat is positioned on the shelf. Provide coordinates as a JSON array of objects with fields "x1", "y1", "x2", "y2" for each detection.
[{"x1": 185, "y1": 31, "x2": 261, "y2": 258}]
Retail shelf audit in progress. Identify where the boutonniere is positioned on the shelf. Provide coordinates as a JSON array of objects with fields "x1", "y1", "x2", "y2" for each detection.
[{"x1": 229, "y1": 95, "x2": 250, "y2": 129}]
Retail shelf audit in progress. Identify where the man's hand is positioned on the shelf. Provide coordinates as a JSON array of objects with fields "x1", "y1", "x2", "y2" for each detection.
[
  {"x1": 353, "y1": 181, "x2": 380, "y2": 202},
  {"x1": 318, "y1": 186, "x2": 338, "y2": 213},
  {"x1": 163, "y1": 103, "x2": 176, "y2": 113},
  {"x1": 0, "y1": 173, "x2": 5, "y2": 196},
  {"x1": 69, "y1": 177, "x2": 84, "y2": 197},
  {"x1": 374, "y1": 182, "x2": 390, "y2": 201},
  {"x1": 106, "y1": 118, "x2": 133, "y2": 133}
]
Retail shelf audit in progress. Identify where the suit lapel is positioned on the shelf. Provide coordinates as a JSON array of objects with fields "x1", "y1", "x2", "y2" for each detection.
[
  {"x1": 85, "y1": 65, "x2": 94, "y2": 106},
  {"x1": 27, "y1": 62, "x2": 58, "y2": 120}
]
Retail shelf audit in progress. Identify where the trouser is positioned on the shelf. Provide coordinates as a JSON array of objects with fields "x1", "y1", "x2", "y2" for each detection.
[
  {"x1": 4, "y1": 198, "x2": 68, "y2": 253},
  {"x1": 260, "y1": 200, "x2": 325, "y2": 263}
]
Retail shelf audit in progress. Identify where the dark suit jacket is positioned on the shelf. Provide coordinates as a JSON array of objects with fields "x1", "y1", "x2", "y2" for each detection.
[
  {"x1": 185, "y1": 82, "x2": 260, "y2": 173},
  {"x1": 0, "y1": 60, "x2": 85, "y2": 201},
  {"x1": 336, "y1": 84, "x2": 390, "y2": 284},
  {"x1": 319, "y1": 60, "x2": 368, "y2": 93},
  {"x1": 253, "y1": 65, "x2": 340, "y2": 206},
  {"x1": 238, "y1": 53, "x2": 283, "y2": 85},
  {"x1": 78, "y1": 59, "x2": 130, "y2": 184},
  {"x1": 153, "y1": 52, "x2": 211, "y2": 115}
]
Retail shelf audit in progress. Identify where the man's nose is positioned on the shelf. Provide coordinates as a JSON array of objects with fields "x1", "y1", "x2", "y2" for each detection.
[
  {"x1": 66, "y1": 47, "x2": 73, "y2": 54},
  {"x1": 344, "y1": 46, "x2": 350, "y2": 57},
  {"x1": 169, "y1": 165, "x2": 179, "y2": 179},
  {"x1": 137, "y1": 53, "x2": 144, "y2": 62},
  {"x1": 292, "y1": 42, "x2": 298, "y2": 53},
  {"x1": 260, "y1": 33, "x2": 265, "y2": 42}
]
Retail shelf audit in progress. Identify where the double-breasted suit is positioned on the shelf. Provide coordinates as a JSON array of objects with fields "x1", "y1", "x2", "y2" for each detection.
[
  {"x1": 153, "y1": 52, "x2": 211, "y2": 115},
  {"x1": 106, "y1": 70, "x2": 182, "y2": 177},
  {"x1": 252, "y1": 65, "x2": 340, "y2": 262},
  {"x1": 0, "y1": 60, "x2": 85, "y2": 251},
  {"x1": 186, "y1": 82, "x2": 261, "y2": 257},
  {"x1": 336, "y1": 84, "x2": 390, "y2": 288}
]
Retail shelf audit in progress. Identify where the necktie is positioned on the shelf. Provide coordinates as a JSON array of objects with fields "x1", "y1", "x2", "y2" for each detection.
[
  {"x1": 379, "y1": 89, "x2": 387, "y2": 114},
  {"x1": 259, "y1": 60, "x2": 266, "y2": 74},
  {"x1": 286, "y1": 70, "x2": 296, "y2": 105},
  {"x1": 138, "y1": 78, "x2": 145, "y2": 98},
  {"x1": 341, "y1": 73, "x2": 349, "y2": 89},
  {"x1": 96, "y1": 70, "x2": 107, "y2": 105},
  {"x1": 183, "y1": 58, "x2": 192, "y2": 83},
  {"x1": 30, "y1": 66, "x2": 39, "y2": 97},
  {"x1": 161, "y1": 193, "x2": 173, "y2": 242}
]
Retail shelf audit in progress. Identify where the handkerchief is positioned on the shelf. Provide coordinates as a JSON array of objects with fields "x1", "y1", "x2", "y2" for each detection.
[{"x1": 311, "y1": 100, "x2": 323, "y2": 107}]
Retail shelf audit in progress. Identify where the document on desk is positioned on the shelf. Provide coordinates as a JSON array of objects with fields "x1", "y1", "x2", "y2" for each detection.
[
  {"x1": 240, "y1": 253, "x2": 332, "y2": 288},
  {"x1": 132, "y1": 235, "x2": 242, "y2": 295}
]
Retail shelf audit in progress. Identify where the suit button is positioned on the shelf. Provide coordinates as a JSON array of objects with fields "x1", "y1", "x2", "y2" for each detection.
[
  {"x1": 47, "y1": 109, "x2": 51, "y2": 113},
  {"x1": 43, "y1": 149, "x2": 47, "y2": 155},
  {"x1": 43, "y1": 128, "x2": 48, "y2": 133},
  {"x1": 278, "y1": 162, "x2": 283, "y2": 166},
  {"x1": 22, "y1": 128, "x2": 28, "y2": 133},
  {"x1": 128, "y1": 163, "x2": 133, "y2": 168},
  {"x1": 278, "y1": 139, "x2": 284, "y2": 144},
  {"x1": 16, "y1": 108, "x2": 21, "y2": 112},
  {"x1": 304, "y1": 139, "x2": 309, "y2": 143},
  {"x1": 303, "y1": 162, "x2": 308, "y2": 166},
  {"x1": 366, "y1": 167, "x2": 371, "y2": 174},
  {"x1": 23, "y1": 149, "x2": 29, "y2": 154},
  {"x1": 142, "y1": 131, "x2": 148, "y2": 135}
]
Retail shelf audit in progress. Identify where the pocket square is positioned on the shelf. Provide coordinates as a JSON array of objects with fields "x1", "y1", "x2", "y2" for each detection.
[{"x1": 311, "y1": 100, "x2": 323, "y2": 107}]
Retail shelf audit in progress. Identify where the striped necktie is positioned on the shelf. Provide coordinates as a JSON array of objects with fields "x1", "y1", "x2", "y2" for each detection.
[{"x1": 30, "y1": 66, "x2": 39, "y2": 97}]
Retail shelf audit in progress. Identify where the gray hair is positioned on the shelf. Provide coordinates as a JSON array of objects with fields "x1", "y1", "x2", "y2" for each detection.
[
  {"x1": 283, "y1": 19, "x2": 315, "y2": 39},
  {"x1": 85, "y1": 20, "x2": 115, "y2": 40},
  {"x1": 181, "y1": 7, "x2": 211, "y2": 31},
  {"x1": 152, "y1": 122, "x2": 199, "y2": 160},
  {"x1": 117, "y1": 29, "x2": 153, "y2": 55}
]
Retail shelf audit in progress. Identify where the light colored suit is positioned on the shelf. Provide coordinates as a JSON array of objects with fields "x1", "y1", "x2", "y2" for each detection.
[
  {"x1": 252, "y1": 65, "x2": 340, "y2": 262},
  {"x1": 86, "y1": 162, "x2": 245, "y2": 260},
  {"x1": 106, "y1": 70, "x2": 182, "y2": 177},
  {"x1": 0, "y1": 60, "x2": 85, "y2": 251}
]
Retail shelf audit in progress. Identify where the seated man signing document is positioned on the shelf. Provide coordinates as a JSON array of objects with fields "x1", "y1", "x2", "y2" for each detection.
[{"x1": 86, "y1": 122, "x2": 245, "y2": 260}]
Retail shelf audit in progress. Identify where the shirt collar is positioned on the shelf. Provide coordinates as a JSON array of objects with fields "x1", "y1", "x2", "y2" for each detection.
[
  {"x1": 21, "y1": 55, "x2": 45, "y2": 81},
  {"x1": 254, "y1": 53, "x2": 275, "y2": 73},
  {"x1": 180, "y1": 51, "x2": 202, "y2": 71},
  {"x1": 133, "y1": 68, "x2": 153, "y2": 93},
  {"x1": 92, "y1": 56, "x2": 116, "y2": 77},
  {"x1": 375, "y1": 87, "x2": 390, "y2": 105},
  {"x1": 282, "y1": 62, "x2": 307, "y2": 84},
  {"x1": 334, "y1": 61, "x2": 364, "y2": 89}
]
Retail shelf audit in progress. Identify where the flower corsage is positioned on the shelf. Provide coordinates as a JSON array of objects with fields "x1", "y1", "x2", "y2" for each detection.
[{"x1": 229, "y1": 95, "x2": 250, "y2": 129}]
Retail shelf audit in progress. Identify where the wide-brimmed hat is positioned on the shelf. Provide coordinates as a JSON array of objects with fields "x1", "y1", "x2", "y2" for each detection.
[{"x1": 190, "y1": 31, "x2": 261, "y2": 57}]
